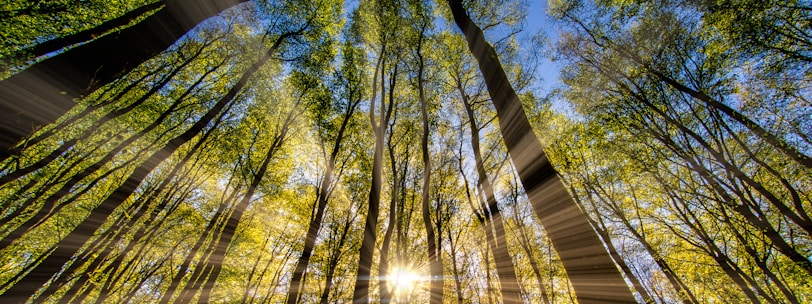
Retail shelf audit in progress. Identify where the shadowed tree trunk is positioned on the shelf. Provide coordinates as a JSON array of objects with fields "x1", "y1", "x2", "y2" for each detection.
[
  {"x1": 0, "y1": 57, "x2": 225, "y2": 253},
  {"x1": 0, "y1": 0, "x2": 248, "y2": 160},
  {"x1": 447, "y1": 1, "x2": 636, "y2": 302}
]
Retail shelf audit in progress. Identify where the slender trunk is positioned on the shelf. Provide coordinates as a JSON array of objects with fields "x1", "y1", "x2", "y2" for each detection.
[
  {"x1": 483, "y1": 242, "x2": 495, "y2": 304},
  {"x1": 194, "y1": 117, "x2": 294, "y2": 303},
  {"x1": 1, "y1": 40, "x2": 211, "y2": 172},
  {"x1": 379, "y1": 118, "x2": 401, "y2": 303},
  {"x1": 717, "y1": 205, "x2": 799, "y2": 303},
  {"x1": 120, "y1": 241, "x2": 182, "y2": 303},
  {"x1": 243, "y1": 222, "x2": 291, "y2": 304},
  {"x1": 94, "y1": 123, "x2": 221, "y2": 303},
  {"x1": 653, "y1": 171, "x2": 768, "y2": 303},
  {"x1": 447, "y1": 1, "x2": 635, "y2": 302},
  {"x1": 286, "y1": 172, "x2": 325, "y2": 303},
  {"x1": 595, "y1": 183, "x2": 699, "y2": 304},
  {"x1": 287, "y1": 95, "x2": 359, "y2": 304},
  {"x1": 261, "y1": 248, "x2": 295, "y2": 303},
  {"x1": 446, "y1": 228, "x2": 464, "y2": 304},
  {"x1": 80, "y1": 181, "x2": 195, "y2": 304},
  {"x1": 0, "y1": 33, "x2": 295, "y2": 302},
  {"x1": 0, "y1": 61, "x2": 219, "y2": 252},
  {"x1": 243, "y1": 233, "x2": 273, "y2": 303},
  {"x1": 647, "y1": 123, "x2": 812, "y2": 275},
  {"x1": 179, "y1": 110, "x2": 297, "y2": 303},
  {"x1": 635, "y1": 90, "x2": 812, "y2": 236},
  {"x1": 504, "y1": 174, "x2": 552, "y2": 304},
  {"x1": 319, "y1": 212, "x2": 354, "y2": 304},
  {"x1": 159, "y1": 168, "x2": 240, "y2": 303},
  {"x1": 644, "y1": 61, "x2": 812, "y2": 170},
  {"x1": 43, "y1": 194, "x2": 151, "y2": 303},
  {"x1": 415, "y1": 34, "x2": 442, "y2": 304},
  {"x1": 513, "y1": 211, "x2": 550, "y2": 304},
  {"x1": 352, "y1": 51, "x2": 387, "y2": 304},
  {"x1": 6, "y1": 39, "x2": 211, "y2": 160},
  {"x1": 459, "y1": 85, "x2": 522, "y2": 303},
  {"x1": 65, "y1": 162, "x2": 203, "y2": 303},
  {"x1": 571, "y1": 186, "x2": 654, "y2": 303},
  {"x1": 569, "y1": 14, "x2": 812, "y2": 169},
  {"x1": 0, "y1": 0, "x2": 248, "y2": 159}
]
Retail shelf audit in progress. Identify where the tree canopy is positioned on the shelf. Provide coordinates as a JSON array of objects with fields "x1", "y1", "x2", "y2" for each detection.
[{"x1": 0, "y1": 0, "x2": 809, "y2": 303}]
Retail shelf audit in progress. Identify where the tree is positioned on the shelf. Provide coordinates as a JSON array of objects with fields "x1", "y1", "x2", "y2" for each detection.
[
  {"x1": 286, "y1": 40, "x2": 364, "y2": 304},
  {"x1": 552, "y1": 1, "x2": 811, "y2": 302},
  {"x1": 350, "y1": 0, "x2": 403, "y2": 302},
  {"x1": 409, "y1": 1, "x2": 443, "y2": 302},
  {"x1": 448, "y1": 42, "x2": 523, "y2": 302},
  {"x1": 446, "y1": 0, "x2": 637, "y2": 302}
]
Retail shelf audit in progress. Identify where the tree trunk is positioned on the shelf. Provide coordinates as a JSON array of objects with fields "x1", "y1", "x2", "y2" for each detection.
[
  {"x1": 567, "y1": 13, "x2": 812, "y2": 170},
  {"x1": 592, "y1": 181, "x2": 699, "y2": 304},
  {"x1": 447, "y1": 1, "x2": 636, "y2": 302},
  {"x1": 379, "y1": 117, "x2": 402, "y2": 303},
  {"x1": 318, "y1": 212, "x2": 353, "y2": 304},
  {"x1": 193, "y1": 113, "x2": 294, "y2": 303},
  {"x1": 415, "y1": 31, "x2": 443, "y2": 304},
  {"x1": 459, "y1": 85, "x2": 523, "y2": 304},
  {"x1": 446, "y1": 228, "x2": 465, "y2": 304},
  {"x1": 287, "y1": 95, "x2": 359, "y2": 304},
  {"x1": 571, "y1": 186, "x2": 655, "y2": 303},
  {"x1": 511, "y1": 207, "x2": 551, "y2": 304},
  {"x1": 352, "y1": 51, "x2": 389, "y2": 304},
  {"x1": 158, "y1": 177, "x2": 238, "y2": 304},
  {"x1": 0, "y1": 0, "x2": 248, "y2": 159}
]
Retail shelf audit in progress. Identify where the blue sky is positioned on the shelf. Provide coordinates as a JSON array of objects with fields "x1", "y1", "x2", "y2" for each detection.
[
  {"x1": 523, "y1": 0, "x2": 573, "y2": 114},
  {"x1": 526, "y1": 0, "x2": 563, "y2": 89}
]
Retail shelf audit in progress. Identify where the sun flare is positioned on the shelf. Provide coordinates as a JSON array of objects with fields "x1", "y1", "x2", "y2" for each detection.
[{"x1": 389, "y1": 267, "x2": 421, "y2": 298}]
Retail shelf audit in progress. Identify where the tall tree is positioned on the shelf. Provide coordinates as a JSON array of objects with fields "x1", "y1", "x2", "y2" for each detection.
[
  {"x1": 409, "y1": 1, "x2": 443, "y2": 302},
  {"x1": 446, "y1": 0, "x2": 637, "y2": 302},
  {"x1": 351, "y1": 0, "x2": 402, "y2": 301},
  {"x1": 455, "y1": 64, "x2": 523, "y2": 304},
  {"x1": 286, "y1": 40, "x2": 364, "y2": 304},
  {"x1": 352, "y1": 34, "x2": 394, "y2": 304}
]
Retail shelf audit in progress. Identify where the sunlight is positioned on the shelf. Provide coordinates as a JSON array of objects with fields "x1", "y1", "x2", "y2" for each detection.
[{"x1": 389, "y1": 266, "x2": 421, "y2": 298}]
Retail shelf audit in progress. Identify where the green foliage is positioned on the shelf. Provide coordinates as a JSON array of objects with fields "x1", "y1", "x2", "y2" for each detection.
[
  {"x1": 0, "y1": 0, "x2": 808, "y2": 303},
  {"x1": 0, "y1": 0, "x2": 156, "y2": 73}
]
